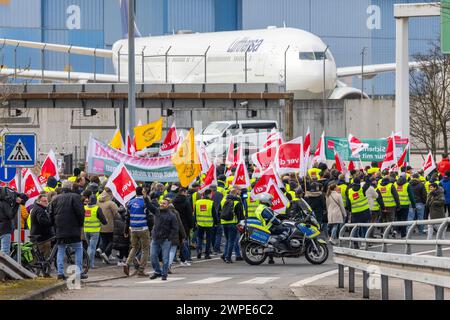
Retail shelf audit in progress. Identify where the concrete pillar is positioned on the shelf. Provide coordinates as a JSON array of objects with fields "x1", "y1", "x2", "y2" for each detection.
[{"x1": 395, "y1": 17, "x2": 409, "y2": 138}]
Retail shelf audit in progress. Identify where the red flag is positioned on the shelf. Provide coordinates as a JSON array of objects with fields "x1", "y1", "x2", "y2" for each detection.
[
  {"x1": 250, "y1": 166, "x2": 284, "y2": 199},
  {"x1": 423, "y1": 151, "x2": 436, "y2": 177},
  {"x1": 397, "y1": 143, "x2": 409, "y2": 168},
  {"x1": 105, "y1": 163, "x2": 137, "y2": 206},
  {"x1": 348, "y1": 160, "x2": 355, "y2": 171},
  {"x1": 275, "y1": 136, "x2": 302, "y2": 174},
  {"x1": 300, "y1": 127, "x2": 311, "y2": 178},
  {"x1": 22, "y1": 170, "x2": 43, "y2": 208},
  {"x1": 251, "y1": 145, "x2": 277, "y2": 171},
  {"x1": 199, "y1": 163, "x2": 216, "y2": 193},
  {"x1": 125, "y1": 131, "x2": 133, "y2": 156},
  {"x1": 232, "y1": 160, "x2": 250, "y2": 189},
  {"x1": 312, "y1": 131, "x2": 326, "y2": 164},
  {"x1": 381, "y1": 132, "x2": 397, "y2": 171},
  {"x1": 40, "y1": 149, "x2": 60, "y2": 183},
  {"x1": 159, "y1": 122, "x2": 179, "y2": 156},
  {"x1": 348, "y1": 134, "x2": 369, "y2": 157},
  {"x1": 334, "y1": 150, "x2": 347, "y2": 173},
  {"x1": 264, "y1": 129, "x2": 283, "y2": 148},
  {"x1": 266, "y1": 180, "x2": 289, "y2": 214},
  {"x1": 225, "y1": 137, "x2": 235, "y2": 166}
]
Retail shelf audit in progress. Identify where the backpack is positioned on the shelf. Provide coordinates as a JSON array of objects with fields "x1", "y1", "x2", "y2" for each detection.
[{"x1": 220, "y1": 199, "x2": 235, "y2": 221}]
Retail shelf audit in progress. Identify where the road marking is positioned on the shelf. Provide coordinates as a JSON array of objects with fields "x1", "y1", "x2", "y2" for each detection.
[
  {"x1": 136, "y1": 277, "x2": 185, "y2": 284},
  {"x1": 239, "y1": 277, "x2": 280, "y2": 284},
  {"x1": 188, "y1": 277, "x2": 232, "y2": 284},
  {"x1": 289, "y1": 269, "x2": 342, "y2": 287}
]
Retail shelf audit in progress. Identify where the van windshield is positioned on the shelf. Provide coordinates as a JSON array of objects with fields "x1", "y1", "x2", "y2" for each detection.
[{"x1": 202, "y1": 122, "x2": 230, "y2": 135}]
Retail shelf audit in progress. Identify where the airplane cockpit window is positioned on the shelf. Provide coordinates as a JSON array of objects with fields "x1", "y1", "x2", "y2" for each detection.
[
  {"x1": 314, "y1": 52, "x2": 326, "y2": 60},
  {"x1": 299, "y1": 51, "x2": 332, "y2": 61},
  {"x1": 299, "y1": 52, "x2": 315, "y2": 60}
]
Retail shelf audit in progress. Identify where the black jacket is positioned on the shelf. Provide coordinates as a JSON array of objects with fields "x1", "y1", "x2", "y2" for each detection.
[
  {"x1": 224, "y1": 194, "x2": 245, "y2": 222},
  {"x1": 172, "y1": 194, "x2": 194, "y2": 233},
  {"x1": 169, "y1": 206, "x2": 187, "y2": 246},
  {"x1": 305, "y1": 191, "x2": 327, "y2": 223},
  {"x1": 30, "y1": 203, "x2": 55, "y2": 243},
  {"x1": 0, "y1": 188, "x2": 20, "y2": 236},
  {"x1": 409, "y1": 179, "x2": 427, "y2": 204},
  {"x1": 113, "y1": 207, "x2": 129, "y2": 250},
  {"x1": 49, "y1": 189, "x2": 85, "y2": 242},
  {"x1": 151, "y1": 207, "x2": 179, "y2": 243}
]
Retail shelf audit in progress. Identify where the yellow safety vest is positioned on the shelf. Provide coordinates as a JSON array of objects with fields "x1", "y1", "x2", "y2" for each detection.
[
  {"x1": 285, "y1": 184, "x2": 291, "y2": 192},
  {"x1": 336, "y1": 184, "x2": 348, "y2": 207},
  {"x1": 308, "y1": 168, "x2": 321, "y2": 180},
  {"x1": 26, "y1": 214, "x2": 31, "y2": 230},
  {"x1": 226, "y1": 176, "x2": 234, "y2": 189},
  {"x1": 217, "y1": 186, "x2": 226, "y2": 196},
  {"x1": 419, "y1": 176, "x2": 426, "y2": 183},
  {"x1": 246, "y1": 197, "x2": 260, "y2": 219},
  {"x1": 395, "y1": 182, "x2": 410, "y2": 206},
  {"x1": 44, "y1": 186, "x2": 56, "y2": 193},
  {"x1": 367, "y1": 167, "x2": 380, "y2": 175},
  {"x1": 191, "y1": 192, "x2": 198, "y2": 211},
  {"x1": 84, "y1": 205, "x2": 101, "y2": 233},
  {"x1": 372, "y1": 187, "x2": 381, "y2": 211},
  {"x1": 195, "y1": 199, "x2": 214, "y2": 227},
  {"x1": 379, "y1": 183, "x2": 395, "y2": 208},
  {"x1": 68, "y1": 176, "x2": 77, "y2": 182},
  {"x1": 348, "y1": 188, "x2": 369, "y2": 213},
  {"x1": 254, "y1": 204, "x2": 275, "y2": 230},
  {"x1": 220, "y1": 198, "x2": 239, "y2": 224}
]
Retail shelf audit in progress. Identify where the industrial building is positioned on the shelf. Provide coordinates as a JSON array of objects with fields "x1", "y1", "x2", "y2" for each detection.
[{"x1": 0, "y1": 0, "x2": 440, "y2": 96}]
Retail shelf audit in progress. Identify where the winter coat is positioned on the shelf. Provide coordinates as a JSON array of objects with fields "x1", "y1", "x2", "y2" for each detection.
[
  {"x1": 426, "y1": 188, "x2": 446, "y2": 220},
  {"x1": 98, "y1": 191, "x2": 119, "y2": 233},
  {"x1": 305, "y1": 191, "x2": 327, "y2": 223},
  {"x1": 169, "y1": 206, "x2": 187, "y2": 246},
  {"x1": 0, "y1": 188, "x2": 20, "y2": 236},
  {"x1": 29, "y1": 203, "x2": 55, "y2": 243},
  {"x1": 439, "y1": 177, "x2": 450, "y2": 204},
  {"x1": 172, "y1": 194, "x2": 194, "y2": 233},
  {"x1": 409, "y1": 179, "x2": 427, "y2": 204},
  {"x1": 151, "y1": 207, "x2": 179, "y2": 243},
  {"x1": 113, "y1": 208, "x2": 129, "y2": 250},
  {"x1": 48, "y1": 188, "x2": 85, "y2": 242},
  {"x1": 326, "y1": 191, "x2": 347, "y2": 224},
  {"x1": 438, "y1": 158, "x2": 450, "y2": 178}
]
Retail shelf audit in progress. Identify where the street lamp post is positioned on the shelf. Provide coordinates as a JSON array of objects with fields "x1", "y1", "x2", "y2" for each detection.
[{"x1": 128, "y1": 0, "x2": 136, "y2": 136}]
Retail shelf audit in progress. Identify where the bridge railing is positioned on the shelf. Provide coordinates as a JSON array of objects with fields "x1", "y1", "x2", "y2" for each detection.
[{"x1": 334, "y1": 217, "x2": 450, "y2": 300}]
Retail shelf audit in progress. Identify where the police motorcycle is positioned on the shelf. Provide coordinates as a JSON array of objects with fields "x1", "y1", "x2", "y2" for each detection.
[{"x1": 237, "y1": 194, "x2": 329, "y2": 265}]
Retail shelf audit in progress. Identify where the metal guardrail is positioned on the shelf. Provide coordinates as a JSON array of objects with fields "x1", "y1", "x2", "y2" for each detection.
[{"x1": 334, "y1": 218, "x2": 450, "y2": 300}]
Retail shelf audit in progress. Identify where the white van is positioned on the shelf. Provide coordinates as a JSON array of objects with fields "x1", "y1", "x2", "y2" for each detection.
[{"x1": 196, "y1": 120, "x2": 278, "y2": 162}]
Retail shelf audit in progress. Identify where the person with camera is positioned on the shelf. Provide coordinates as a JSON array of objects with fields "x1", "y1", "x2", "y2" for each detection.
[{"x1": 0, "y1": 187, "x2": 24, "y2": 255}]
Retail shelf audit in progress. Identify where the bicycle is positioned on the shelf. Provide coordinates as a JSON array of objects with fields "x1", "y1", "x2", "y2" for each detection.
[{"x1": 10, "y1": 237, "x2": 90, "y2": 277}]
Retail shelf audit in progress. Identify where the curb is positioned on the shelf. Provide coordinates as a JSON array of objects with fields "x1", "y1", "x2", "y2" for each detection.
[{"x1": 20, "y1": 281, "x2": 67, "y2": 300}]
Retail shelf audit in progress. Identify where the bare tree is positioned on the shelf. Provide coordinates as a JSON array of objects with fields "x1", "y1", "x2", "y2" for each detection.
[{"x1": 410, "y1": 41, "x2": 450, "y2": 157}]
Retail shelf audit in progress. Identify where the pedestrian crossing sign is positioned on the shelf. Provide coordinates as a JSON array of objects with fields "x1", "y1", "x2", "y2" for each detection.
[{"x1": 2, "y1": 133, "x2": 36, "y2": 167}]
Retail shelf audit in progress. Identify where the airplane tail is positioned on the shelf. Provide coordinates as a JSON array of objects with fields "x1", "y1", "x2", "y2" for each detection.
[{"x1": 119, "y1": 0, "x2": 142, "y2": 39}]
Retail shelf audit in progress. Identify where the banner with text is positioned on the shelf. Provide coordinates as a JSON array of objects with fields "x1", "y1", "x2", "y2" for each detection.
[
  {"x1": 325, "y1": 137, "x2": 409, "y2": 162},
  {"x1": 87, "y1": 136, "x2": 178, "y2": 182}
]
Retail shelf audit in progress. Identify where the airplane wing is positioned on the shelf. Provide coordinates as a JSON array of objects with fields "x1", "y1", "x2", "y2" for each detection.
[
  {"x1": 336, "y1": 61, "x2": 423, "y2": 78},
  {"x1": 0, "y1": 68, "x2": 122, "y2": 83},
  {"x1": 0, "y1": 38, "x2": 113, "y2": 58}
]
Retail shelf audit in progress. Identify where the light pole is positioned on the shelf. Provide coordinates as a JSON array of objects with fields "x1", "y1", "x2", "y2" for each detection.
[
  {"x1": 323, "y1": 45, "x2": 330, "y2": 104},
  {"x1": 361, "y1": 46, "x2": 367, "y2": 99},
  {"x1": 128, "y1": 0, "x2": 136, "y2": 136}
]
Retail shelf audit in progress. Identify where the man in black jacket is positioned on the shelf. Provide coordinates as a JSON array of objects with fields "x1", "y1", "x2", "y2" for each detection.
[
  {"x1": 30, "y1": 194, "x2": 54, "y2": 258},
  {"x1": 172, "y1": 188, "x2": 193, "y2": 264},
  {"x1": 221, "y1": 187, "x2": 245, "y2": 263},
  {"x1": 149, "y1": 198, "x2": 179, "y2": 281},
  {"x1": 0, "y1": 187, "x2": 23, "y2": 255},
  {"x1": 49, "y1": 180, "x2": 86, "y2": 280},
  {"x1": 408, "y1": 173, "x2": 427, "y2": 234}
]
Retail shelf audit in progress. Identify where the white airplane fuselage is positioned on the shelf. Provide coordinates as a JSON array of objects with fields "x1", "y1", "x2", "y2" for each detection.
[{"x1": 111, "y1": 27, "x2": 337, "y2": 99}]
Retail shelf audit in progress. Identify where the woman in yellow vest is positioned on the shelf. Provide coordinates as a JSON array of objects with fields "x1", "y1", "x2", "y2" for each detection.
[
  {"x1": 345, "y1": 177, "x2": 371, "y2": 241},
  {"x1": 83, "y1": 194, "x2": 107, "y2": 269},
  {"x1": 394, "y1": 176, "x2": 416, "y2": 238}
]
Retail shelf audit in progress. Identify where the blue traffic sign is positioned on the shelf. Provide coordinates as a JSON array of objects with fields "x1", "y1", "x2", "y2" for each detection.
[
  {"x1": 0, "y1": 157, "x2": 16, "y2": 183},
  {"x1": 3, "y1": 133, "x2": 37, "y2": 168}
]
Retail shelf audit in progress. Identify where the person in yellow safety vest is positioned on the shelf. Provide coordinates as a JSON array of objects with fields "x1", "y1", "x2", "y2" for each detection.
[
  {"x1": 336, "y1": 174, "x2": 349, "y2": 209},
  {"x1": 189, "y1": 182, "x2": 201, "y2": 211},
  {"x1": 394, "y1": 176, "x2": 416, "y2": 238},
  {"x1": 226, "y1": 174, "x2": 235, "y2": 190},
  {"x1": 308, "y1": 168, "x2": 321, "y2": 180},
  {"x1": 43, "y1": 176, "x2": 58, "y2": 193},
  {"x1": 83, "y1": 194, "x2": 107, "y2": 269},
  {"x1": 217, "y1": 175, "x2": 227, "y2": 196},
  {"x1": 364, "y1": 177, "x2": 384, "y2": 223},
  {"x1": 194, "y1": 189, "x2": 219, "y2": 259},
  {"x1": 367, "y1": 162, "x2": 380, "y2": 176},
  {"x1": 377, "y1": 177, "x2": 401, "y2": 230},
  {"x1": 220, "y1": 187, "x2": 245, "y2": 263},
  {"x1": 246, "y1": 195, "x2": 260, "y2": 221},
  {"x1": 68, "y1": 168, "x2": 81, "y2": 182},
  {"x1": 425, "y1": 173, "x2": 440, "y2": 194},
  {"x1": 345, "y1": 177, "x2": 371, "y2": 241}
]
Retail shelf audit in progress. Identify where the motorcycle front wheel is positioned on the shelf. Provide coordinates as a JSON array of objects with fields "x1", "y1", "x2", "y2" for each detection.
[
  {"x1": 305, "y1": 240, "x2": 329, "y2": 265},
  {"x1": 241, "y1": 241, "x2": 267, "y2": 265}
]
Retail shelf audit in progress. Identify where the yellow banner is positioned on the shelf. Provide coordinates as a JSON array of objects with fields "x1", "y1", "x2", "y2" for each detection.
[
  {"x1": 171, "y1": 128, "x2": 202, "y2": 187},
  {"x1": 109, "y1": 128, "x2": 123, "y2": 150},
  {"x1": 134, "y1": 118, "x2": 163, "y2": 150}
]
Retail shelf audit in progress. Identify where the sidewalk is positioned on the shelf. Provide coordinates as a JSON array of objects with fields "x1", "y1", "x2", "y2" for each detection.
[{"x1": 291, "y1": 268, "x2": 450, "y2": 300}]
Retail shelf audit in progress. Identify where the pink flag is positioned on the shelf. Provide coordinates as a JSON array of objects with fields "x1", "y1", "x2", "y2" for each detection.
[
  {"x1": 40, "y1": 149, "x2": 60, "y2": 183},
  {"x1": 159, "y1": 122, "x2": 179, "y2": 156},
  {"x1": 199, "y1": 163, "x2": 216, "y2": 193},
  {"x1": 312, "y1": 131, "x2": 326, "y2": 164},
  {"x1": 348, "y1": 134, "x2": 369, "y2": 157},
  {"x1": 423, "y1": 151, "x2": 436, "y2": 177},
  {"x1": 266, "y1": 180, "x2": 290, "y2": 214},
  {"x1": 251, "y1": 145, "x2": 277, "y2": 171},
  {"x1": 232, "y1": 160, "x2": 251, "y2": 189},
  {"x1": 275, "y1": 136, "x2": 302, "y2": 174},
  {"x1": 105, "y1": 163, "x2": 137, "y2": 206},
  {"x1": 381, "y1": 133, "x2": 397, "y2": 172},
  {"x1": 22, "y1": 170, "x2": 43, "y2": 208}
]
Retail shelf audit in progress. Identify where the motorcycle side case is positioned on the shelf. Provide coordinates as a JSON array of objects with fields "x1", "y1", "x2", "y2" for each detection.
[{"x1": 296, "y1": 223, "x2": 320, "y2": 239}]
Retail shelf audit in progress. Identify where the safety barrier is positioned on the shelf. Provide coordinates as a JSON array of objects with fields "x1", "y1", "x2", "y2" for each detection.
[
  {"x1": 0, "y1": 252, "x2": 36, "y2": 281},
  {"x1": 334, "y1": 218, "x2": 450, "y2": 300}
]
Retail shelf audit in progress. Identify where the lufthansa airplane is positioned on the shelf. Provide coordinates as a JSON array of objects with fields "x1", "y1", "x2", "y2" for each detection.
[{"x1": 0, "y1": 0, "x2": 421, "y2": 99}]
